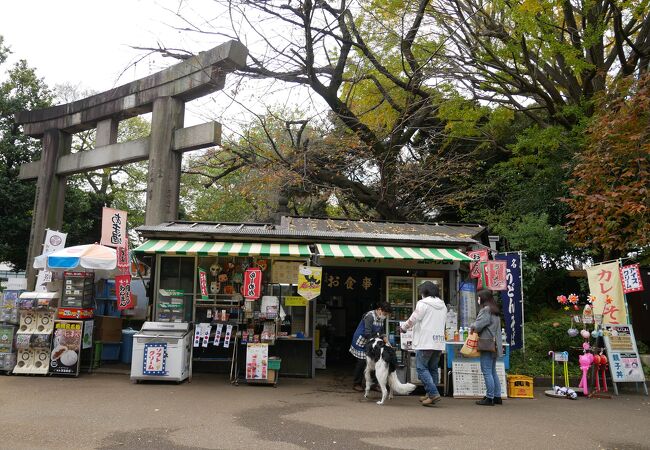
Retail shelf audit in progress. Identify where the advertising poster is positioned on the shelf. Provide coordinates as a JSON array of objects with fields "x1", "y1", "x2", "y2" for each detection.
[
  {"x1": 603, "y1": 325, "x2": 645, "y2": 383},
  {"x1": 587, "y1": 262, "x2": 628, "y2": 324},
  {"x1": 82, "y1": 320, "x2": 93, "y2": 350},
  {"x1": 459, "y1": 281, "x2": 477, "y2": 329},
  {"x1": 100, "y1": 207, "x2": 127, "y2": 248},
  {"x1": 50, "y1": 320, "x2": 83, "y2": 376},
  {"x1": 483, "y1": 260, "x2": 507, "y2": 291},
  {"x1": 143, "y1": 343, "x2": 168, "y2": 376},
  {"x1": 297, "y1": 265, "x2": 322, "y2": 300},
  {"x1": 246, "y1": 343, "x2": 269, "y2": 380}
]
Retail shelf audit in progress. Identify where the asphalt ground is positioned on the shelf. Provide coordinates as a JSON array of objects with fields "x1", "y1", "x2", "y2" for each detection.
[{"x1": 0, "y1": 371, "x2": 648, "y2": 450}]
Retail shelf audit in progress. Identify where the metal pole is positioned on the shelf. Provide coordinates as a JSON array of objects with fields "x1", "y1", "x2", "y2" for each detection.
[{"x1": 519, "y1": 251, "x2": 526, "y2": 356}]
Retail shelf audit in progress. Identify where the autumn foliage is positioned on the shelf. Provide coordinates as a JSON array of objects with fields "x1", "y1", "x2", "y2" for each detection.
[{"x1": 565, "y1": 75, "x2": 650, "y2": 258}]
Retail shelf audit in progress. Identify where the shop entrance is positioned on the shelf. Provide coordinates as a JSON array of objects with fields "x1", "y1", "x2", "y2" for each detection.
[{"x1": 314, "y1": 268, "x2": 381, "y2": 375}]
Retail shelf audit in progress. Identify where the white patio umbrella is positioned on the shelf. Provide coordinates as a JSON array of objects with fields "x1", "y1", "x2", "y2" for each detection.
[{"x1": 33, "y1": 244, "x2": 117, "y2": 272}]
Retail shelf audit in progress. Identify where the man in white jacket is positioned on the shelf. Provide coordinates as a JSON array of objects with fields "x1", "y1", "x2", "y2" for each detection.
[{"x1": 400, "y1": 281, "x2": 447, "y2": 406}]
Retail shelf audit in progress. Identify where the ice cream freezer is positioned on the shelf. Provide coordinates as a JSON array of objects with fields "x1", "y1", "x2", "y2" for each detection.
[{"x1": 130, "y1": 322, "x2": 192, "y2": 383}]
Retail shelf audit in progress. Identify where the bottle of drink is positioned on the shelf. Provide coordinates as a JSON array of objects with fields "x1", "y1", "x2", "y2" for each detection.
[
  {"x1": 460, "y1": 327, "x2": 465, "y2": 341},
  {"x1": 501, "y1": 328, "x2": 506, "y2": 343},
  {"x1": 453, "y1": 329, "x2": 459, "y2": 342}
]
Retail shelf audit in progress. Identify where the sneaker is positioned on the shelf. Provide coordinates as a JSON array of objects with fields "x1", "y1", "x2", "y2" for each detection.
[
  {"x1": 422, "y1": 394, "x2": 441, "y2": 406},
  {"x1": 353, "y1": 384, "x2": 364, "y2": 392},
  {"x1": 493, "y1": 397, "x2": 503, "y2": 405},
  {"x1": 419, "y1": 395, "x2": 428, "y2": 402},
  {"x1": 476, "y1": 396, "x2": 494, "y2": 406}
]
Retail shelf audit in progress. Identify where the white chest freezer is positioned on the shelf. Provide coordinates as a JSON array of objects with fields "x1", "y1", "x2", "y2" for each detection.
[{"x1": 130, "y1": 322, "x2": 192, "y2": 383}]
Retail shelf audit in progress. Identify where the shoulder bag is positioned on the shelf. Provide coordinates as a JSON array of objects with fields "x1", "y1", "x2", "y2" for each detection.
[{"x1": 477, "y1": 317, "x2": 496, "y2": 352}]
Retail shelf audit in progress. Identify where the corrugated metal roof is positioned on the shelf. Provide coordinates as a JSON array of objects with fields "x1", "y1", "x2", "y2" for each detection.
[
  {"x1": 136, "y1": 218, "x2": 482, "y2": 247},
  {"x1": 281, "y1": 216, "x2": 485, "y2": 240}
]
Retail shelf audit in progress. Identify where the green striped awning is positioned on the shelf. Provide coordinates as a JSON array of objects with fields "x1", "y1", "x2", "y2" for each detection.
[
  {"x1": 134, "y1": 240, "x2": 312, "y2": 257},
  {"x1": 316, "y1": 243, "x2": 471, "y2": 261}
]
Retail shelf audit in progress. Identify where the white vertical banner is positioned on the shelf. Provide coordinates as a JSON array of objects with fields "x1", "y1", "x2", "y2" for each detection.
[
  {"x1": 36, "y1": 229, "x2": 67, "y2": 292},
  {"x1": 100, "y1": 207, "x2": 128, "y2": 248}
]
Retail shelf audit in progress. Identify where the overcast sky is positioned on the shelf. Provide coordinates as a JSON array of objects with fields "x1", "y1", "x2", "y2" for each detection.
[{"x1": 0, "y1": 0, "x2": 310, "y2": 129}]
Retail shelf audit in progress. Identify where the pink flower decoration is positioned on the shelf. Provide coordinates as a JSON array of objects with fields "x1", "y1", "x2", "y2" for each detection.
[
  {"x1": 568, "y1": 294, "x2": 579, "y2": 304},
  {"x1": 587, "y1": 295, "x2": 596, "y2": 304},
  {"x1": 557, "y1": 295, "x2": 568, "y2": 304}
]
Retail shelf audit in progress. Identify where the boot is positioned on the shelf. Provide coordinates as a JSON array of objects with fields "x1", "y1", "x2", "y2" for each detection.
[
  {"x1": 493, "y1": 397, "x2": 502, "y2": 405},
  {"x1": 476, "y1": 396, "x2": 494, "y2": 406}
]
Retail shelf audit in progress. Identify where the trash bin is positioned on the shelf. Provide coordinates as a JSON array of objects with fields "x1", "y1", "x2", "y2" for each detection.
[{"x1": 120, "y1": 328, "x2": 138, "y2": 365}]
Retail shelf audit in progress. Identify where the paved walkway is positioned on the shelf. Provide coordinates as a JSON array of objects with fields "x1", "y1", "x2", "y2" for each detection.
[{"x1": 0, "y1": 372, "x2": 648, "y2": 449}]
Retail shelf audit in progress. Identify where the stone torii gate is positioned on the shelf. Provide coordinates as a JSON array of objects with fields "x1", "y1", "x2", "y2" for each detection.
[{"x1": 16, "y1": 40, "x2": 248, "y2": 287}]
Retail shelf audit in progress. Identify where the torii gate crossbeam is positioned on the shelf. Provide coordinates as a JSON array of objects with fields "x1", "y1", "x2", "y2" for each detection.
[{"x1": 15, "y1": 40, "x2": 248, "y2": 288}]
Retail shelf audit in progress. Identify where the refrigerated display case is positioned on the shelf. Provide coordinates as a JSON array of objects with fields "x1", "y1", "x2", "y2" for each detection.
[{"x1": 385, "y1": 276, "x2": 445, "y2": 376}]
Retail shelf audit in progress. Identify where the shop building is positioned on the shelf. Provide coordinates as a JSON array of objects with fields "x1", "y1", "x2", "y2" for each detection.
[{"x1": 134, "y1": 216, "x2": 486, "y2": 380}]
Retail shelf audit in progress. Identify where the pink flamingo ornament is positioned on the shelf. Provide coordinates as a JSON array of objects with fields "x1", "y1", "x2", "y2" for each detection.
[{"x1": 578, "y1": 352, "x2": 594, "y2": 395}]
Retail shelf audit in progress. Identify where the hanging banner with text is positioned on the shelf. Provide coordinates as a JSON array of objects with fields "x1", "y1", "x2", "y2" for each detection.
[
  {"x1": 198, "y1": 268, "x2": 209, "y2": 300},
  {"x1": 467, "y1": 250, "x2": 489, "y2": 279},
  {"x1": 116, "y1": 245, "x2": 129, "y2": 271},
  {"x1": 495, "y1": 253, "x2": 524, "y2": 350},
  {"x1": 36, "y1": 229, "x2": 68, "y2": 292},
  {"x1": 243, "y1": 268, "x2": 262, "y2": 300},
  {"x1": 483, "y1": 260, "x2": 507, "y2": 291},
  {"x1": 115, "y1": 274, "x2": 134, "y2": 310},
  {"x1": 620, "y1": 264, "x2": 644, "y2": 294},
  {"x1": 100, "y1": 207, "x2": 127, "y2": 248},
  {"x1": 586, "y1": 261, "x2": 628, "y2": 325},
  {"x1": 298, "y1": 265, "x2": 322, "y2": 300}
]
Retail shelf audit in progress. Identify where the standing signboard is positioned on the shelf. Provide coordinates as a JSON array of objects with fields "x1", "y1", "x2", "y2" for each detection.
[
  {"x1": 246, "y1": 343, "x2": 269, "y2": 380},
  {"x1": 602, "y1": 324, "x2": 648, "y2": 395},
  {"x1": 50, "y1": 320, "x2": 83, "y2": 376}
]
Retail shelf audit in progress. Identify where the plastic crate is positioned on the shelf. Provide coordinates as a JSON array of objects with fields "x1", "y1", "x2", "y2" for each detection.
[
  {"x1": 100, "y1": 342, "x2": 121, "y2": 361},
  {"x1": 268, "y1": 357, "x2": 281, "y2": 370},
  {"x1": 507, "y1": 375, "x2": 534, "y2": 398}
]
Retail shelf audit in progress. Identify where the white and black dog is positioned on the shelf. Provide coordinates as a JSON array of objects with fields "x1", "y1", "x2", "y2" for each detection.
[{"x1": 364, "y1": 336, "x2": 416, "y2": 405}]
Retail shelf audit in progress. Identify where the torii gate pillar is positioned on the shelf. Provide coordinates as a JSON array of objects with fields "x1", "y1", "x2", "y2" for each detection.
[{"x1": 146, "y1": 96, "x2": 185, "y2": 224}]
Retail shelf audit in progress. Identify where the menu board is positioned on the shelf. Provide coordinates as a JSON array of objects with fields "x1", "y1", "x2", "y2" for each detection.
[
  {"x1": 452, "y1": 360, "x2": 508, "y2": 398},
  {"x1": 49, "y1": 320, "x2": 83, "y2": 376},
  {"x1": 603, "y1": 325, "x2": 645, "y2": 383}
]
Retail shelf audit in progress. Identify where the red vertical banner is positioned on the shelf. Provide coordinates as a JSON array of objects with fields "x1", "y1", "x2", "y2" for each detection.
[
  {"x1": 115, "y1": 274, "x2": 134, "y2": 310},
  {"x1": 468, "y1": 250, "x2": 489, "y2": 279},
  {"x1": 243, "y1": 268, "x2": 262, "y2": 300},
  {"x1": 117, "y1": 245, "x2": 129, "y2": 271},
  {"x1": 198, "y1": 268, "x2": 209, "y2": 300}
]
